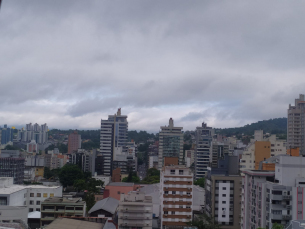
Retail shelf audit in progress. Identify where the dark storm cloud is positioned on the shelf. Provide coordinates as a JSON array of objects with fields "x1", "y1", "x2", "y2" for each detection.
[{"x1": 0, "y1": 0, "x2": 305, "y2": 130}]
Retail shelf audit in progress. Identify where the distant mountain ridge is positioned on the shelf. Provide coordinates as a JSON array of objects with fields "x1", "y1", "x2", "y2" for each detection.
[{"x1": 215, "y1": 117, "x2": 287, "y2": 137}]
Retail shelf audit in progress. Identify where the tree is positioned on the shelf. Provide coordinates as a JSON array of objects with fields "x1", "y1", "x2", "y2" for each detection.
[
  {"x1": 187, "y1": 214, "x2": 221, "y2": 229},
  {"x1": 44, "y1": 167, "x2": 53, "y2": 179},
  {"x1": 142, "y1": 168, "x2": 160, "y2": 184},
  {"x1": 58, "y1": 164, "x2": 83, "y2": 187},
  {"x1": 73, "y1": 179, "x2": 87, "y2": 192},
  {"x1": 85, "y1": 192, "x2": 96, "y2": 212},
  {"x1": 272, "y1": 223, "x2": 284, "y2": 229},
  {"x1": 194, "y1": 177, "x2": 205, "y2": 188}
]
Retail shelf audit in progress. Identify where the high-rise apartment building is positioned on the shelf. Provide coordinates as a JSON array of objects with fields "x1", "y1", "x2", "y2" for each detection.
[
  {"x1": 241, "y1": 155, "x2": 305, "y2": 229},
  {"x1": 160, "y1": 157, "x2": 193, "y2": 229},
  {"x1": 158, "y1": 118, "x2": 183, "y2": 169},
  {"x1": 67, "y1": 131, "x2": 81, "y2": 154},
  {"x1": 205, "y1": 155, "x2": 241, "y2": 229},
  {"x1": 194, "y1": 122, "x2": 213, "y2": 179},
  {"x1": 210, "y1": 142, "x2": 229, "y2": 168},
  {"x1": 20, "y1": 123, "x2": 48, "y2": 144},
  {"x1": 100, "y1": 108, "x2": 128, "y2": 176},
  {"x1": 0, "y1": 124, "x2": 13, "y2": 145},
  {"x1": 117, "y1": 191, "x2": 153, "y2": 229},
  {"x1": 288, "y1": 94, "x2": 305, "y2": 155}
]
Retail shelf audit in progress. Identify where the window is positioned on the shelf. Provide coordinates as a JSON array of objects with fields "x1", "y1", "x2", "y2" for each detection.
[
  {"x1": 179, "y1": 191, "x2": 183, "y2": 195},
  {"x1": 222, "y1": 194, "x2": 226, "y2": 197},
  {"x1": 171, "y1": 211, "x2": 175, "y2": 215},
  {"x1": 170, "y1": 170, "x2": 175, "y2": 175},
  {"x1": 29, "y1": 208, "x2": 34, "y2": 212},
  {"x1": 43, "y1": 193, "x2": 48, "y2": 198},
  {"x1": 117, "y1": 191, "x2": 120, "y2": 194},
  {"x1": 30, "y1": 193, "x2": 34, "y2": 197},
  {"x1": 24, "y1": 193, "x2": 27, "y2": 198},
  {"x1": 179, "y1": 170, "x2": 183, "y2": 175},
  {"x1": 222, "y1": 201, "x2": 226, "y2": 204},
  {"x1": 165, "y1": 191, "x2": 168, "y2": 194},
  {"x1": 222, "y1": 215, "x2": 225, "y2": 217},
  {"x1": 37, "y1": 193, "x2": 41, "y2": 197},
  {"x1": 172, "y1": 191, "x2": 176, "y2": 194},
  {"x1": 30, "y1": 201, "x2": 34, "y2": 205},
  {"x1": 24, "y1": 201, "x2": 26, "y2": 205},
  {"x1": 36, "y1": 208, "x2": 40, "y2": 211},
  {"x1": 36, "y1": 201, "x2": 41, "y2": 205},
  {"x1": 187, "y1": 192, "x2": 191, "y2": 195},
  {"x1": 164, "y1": 211, "x2": 168, "y2": 214},
  {"x1": 50, "y1": 193, "x2": 54, "y2": 197},
  {"x1": 222, "y1": 187, "x2": 226, "y2": 190}
]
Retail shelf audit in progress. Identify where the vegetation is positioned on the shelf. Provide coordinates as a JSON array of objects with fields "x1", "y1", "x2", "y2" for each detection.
[
  {"x1": 141, "y1": 168, "x2": 160, "y2": 184},
  {"x1": 122, "y1": 171, "x2": 140, "y2": 183},
  {"x1": 128, "y1": 130, "x2": 156, "y2": 143},
  {"x1": 4, "y1": 145, "x2": 21, "y2": 150},
  {"x1": 45, "y1": 143, "x2": 68, "y2": 154},
  {"x1": 58, "y1": 164, "x2": 84, "y2": 187},
  {"x1": 216, "y1": 118, "x2": 287, "y2": 139},
  {"x1": 187, "y1": 213, "x2": 222, "y2": 229},
  {"x1": 194, "y1": 177, "x2": 205, "y2": 188}
]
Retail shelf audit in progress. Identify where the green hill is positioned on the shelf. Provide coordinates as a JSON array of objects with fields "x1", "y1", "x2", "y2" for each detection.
[{"x1": 215, "y1": 117, "x2": 287, "y2": 138}]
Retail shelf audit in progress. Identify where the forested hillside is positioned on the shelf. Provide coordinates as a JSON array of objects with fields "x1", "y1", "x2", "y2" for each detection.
[{"x1": 216, "y1": 118, "x2": 287, "y2": 138}]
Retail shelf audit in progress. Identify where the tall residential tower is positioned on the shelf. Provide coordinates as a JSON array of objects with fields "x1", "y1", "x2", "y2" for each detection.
[
  {"x1": 194, "y1": 122, "x2": 213, "y2": 179},
  {"x1": 158, "y1": 118, "x2": 183, "y2": 169},
  {"x1": 288, "y1": 94, "x2": 305, "y2": 155},
  {"x1": 100, "y1": 108, "x2": 128, "y2": 176}
]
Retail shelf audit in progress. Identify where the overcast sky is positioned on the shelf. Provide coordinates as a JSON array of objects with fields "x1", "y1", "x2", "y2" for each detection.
[{"x1": 0, "y1": 1, "x2": 304, "y2": 132}]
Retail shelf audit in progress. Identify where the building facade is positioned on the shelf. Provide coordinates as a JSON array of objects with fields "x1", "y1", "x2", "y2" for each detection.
[
  {"x1": 239, "y1": 130, "x2": 286, "y2": 172},
  {"x1": 40, "y1": 197, "x2": 86, "y2": 228},
  {"x1": 160, "y1": 158, "x2": 193, "y2": 229},
  {"x1": 67, "y1": 131, "x2": 81, "y2": 154},
  {"x1": 194, "y1": 122, "x2": 213, "y2": 179},
  {"x1": 288, "y1": 94, "x2": 305, "y2": 155},
  {"x1": 0, "y1": 157, "x2": 25, "y2": 184},
  {"x1": 205, "y1": 155, "x2": 241, "y2": 229},
  {"x1": 118, "y1": 191, "x2": 153, "y2": 229},
  {"x1": 100, "y1": 108, "x2": 128, "y2": 176},
  {"x1": 158, "y1": 118, "x2": 183, "y2": 169}
]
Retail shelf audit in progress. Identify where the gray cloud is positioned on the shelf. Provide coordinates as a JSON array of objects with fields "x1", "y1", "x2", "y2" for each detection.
[{"x1": 0, "y1": 0, "x2": 304, "y2": 131}]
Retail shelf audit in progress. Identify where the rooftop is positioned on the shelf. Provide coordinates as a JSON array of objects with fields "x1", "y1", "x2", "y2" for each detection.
[
  {"x1": 45, "y1": 218, "x2": 104, "y2": 229},
  {"x1": 43, "y1": 197, "x2": 85, "y2": 204},
  {"x1": 28, "y1": 211, "x2": 41, "y2": 219},
  {"x1": 0, "y1": 185, "x2": 61, "y2": 195},
  {"x1": 88, "y1": 197, "x2": 119, "y2": 214},
  {"x1": 106, "y1": 182, "x2": 134, "y2": 187}
]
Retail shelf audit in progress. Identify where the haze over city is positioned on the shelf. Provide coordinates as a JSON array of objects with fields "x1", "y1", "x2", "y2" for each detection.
[{"x1": 1, "y1": 1, "x2": 305, "y2": 132}]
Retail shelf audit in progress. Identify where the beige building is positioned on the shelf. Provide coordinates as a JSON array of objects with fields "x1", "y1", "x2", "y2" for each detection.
[
  {"x1": 288, "y1": 94, "x2": 305, "y2": 155},
  {"x1": 239, "y1": 130, "x2": 286, "y2": 172},
  {"x1": 160, "y1": 158, "x2": 193, "y2": 229},
  {"x1": 158, "y1": 118, "x2": 183, "y2": 169},
  {"x1": 40, "y1": 197, "x2": 86, "y2": 228},
  {"x1": 118, "y1": 191, "x2": 153, "y2": 229}
]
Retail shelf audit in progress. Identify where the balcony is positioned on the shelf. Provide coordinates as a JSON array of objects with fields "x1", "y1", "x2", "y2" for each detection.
[{"x1": 282, "y1": 215, "x2": 292, "y2": 220}]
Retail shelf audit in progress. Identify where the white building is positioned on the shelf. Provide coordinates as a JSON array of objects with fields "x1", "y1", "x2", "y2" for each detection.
[
  {"x1": 160, "y1": 160, "x2": 193, "y2": 229},
  {"x1": 0, "y1": 206, "x2": 28, "y2": 225},
  {"x1": 0, "y1": 177, "x2": 62, "y2": 212},
  {"x1": 92, "y1": 174, "x2": 111, "y2": 187},
  {"x1": 184, "y1": 150, "x2": 194, "y2": 168},
  {"x1": 118, "y1": 191, "x2": 153, "y2": 229},
  {"x1": 148, "y1": 155, "x2": 158, "y2": 169}
]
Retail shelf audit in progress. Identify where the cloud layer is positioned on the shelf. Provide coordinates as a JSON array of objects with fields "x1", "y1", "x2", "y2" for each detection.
[{"x1": 0, "y1": 0, "x2": 304, "y2": 132}]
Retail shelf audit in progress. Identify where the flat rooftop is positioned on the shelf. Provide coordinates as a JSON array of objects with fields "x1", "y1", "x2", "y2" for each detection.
[
  {"x1": 0, "y1": 185, "x2": 61, "y2": 195},
  {"x1": 106, "y1": 182, "x2": 134, "y2": 187}
]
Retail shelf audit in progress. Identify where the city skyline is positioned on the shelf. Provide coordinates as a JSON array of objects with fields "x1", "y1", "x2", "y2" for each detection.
[{"x1": 1, "y1": 1, "x2": 305, "y2": 132}]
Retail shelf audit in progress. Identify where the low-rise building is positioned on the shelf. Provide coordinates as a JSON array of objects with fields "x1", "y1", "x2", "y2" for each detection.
[
  {"x1": 40, "y1": 197, "x2": 86, "y2": 228},
  {"x1": 0, "y1": 177, "x2": 62, "y2": 212},
  {"x1": 118, "y1": 191, "x2": 153, "y2": 229},
  {"x1": 88, "y1": 197, "x2": 119, "y2": 218}
]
